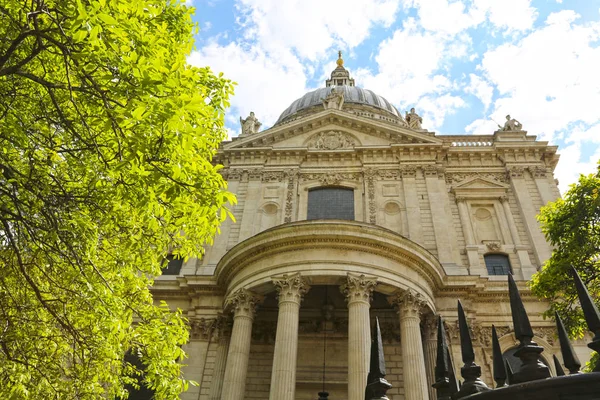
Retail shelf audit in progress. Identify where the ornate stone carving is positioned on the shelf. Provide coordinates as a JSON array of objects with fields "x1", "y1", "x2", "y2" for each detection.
[
  {"x1": 283, "y1": 169, "x2": 298, "y2": 223},
  {"x1": 399, "y1": 165, "x2": 417, "y2": 177},
  {"x1": 483, "y1": 240, "x2": 502, "y2": 252},
  {"x1": 261, "y1": 171, "x2": 284, "y2": 182},
  {"x1": 499, "y1": 114, "x2": 523, "y2": 131},
  {"x1": 322, "y1": 87, "x2": 345, "y2": 110},
  {"x1": 308, "y1": 131, "x2": 356, "y2": 150},
  {"x1": 405, "y1": 107, "x2": 423, "y2": 130},
  {"x1": 341, "y1": 274, "x2": 377, "y2": 304},
  {"x1": 224, "y1": 169, "x2": 243, "y2": 181},
  {"x1": 388, "y1": 289, "x2": 426, "y2": 319},
  {"x1": 422, "y1": 165, "x2": 441, "y2": 177},
  {"x1": 364, "y1": 168, "x2": 377, "y2": 224},
  {"x1": 225, "y1": 289, "x2": 263, "y2": 319},
  {"x1": 240, "y1": 111, "x2": 261, "y2": 135},
  {"x1": 272, "y1": 273, "x2": 310, "y2": 304},
  {"x1": 421, "y1": 313, "x2": 438, "y2": 341},
  {"x1": 507, "y1": 166, "x2": 525, "y2": 178},
  {"x1": 529, "y1": 165, "x2": 548, "y2": 178},
  {"x1": 189, "y1": 317, "x2": 218, "y2": 340},
  {"x1": 380, "y1": 320, "x2": 401, "y2": 343},
  {"x1": 301, "y1": 172, "x2": 359, "y2": 185},
  {"x1": 247, "y1": 168, "x2": 263, "y2": 180},
  {"x1": 446, "y1": 172, "x2": 508, "y2": 185},
  {"x1": 378, "y1": 169, "x2": 401, "y2": 180}
]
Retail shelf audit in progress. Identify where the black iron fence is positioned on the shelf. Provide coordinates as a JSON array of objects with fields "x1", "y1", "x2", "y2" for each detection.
[{"x1": 364, "y1": 268, "x2": 600, "y2": 400}]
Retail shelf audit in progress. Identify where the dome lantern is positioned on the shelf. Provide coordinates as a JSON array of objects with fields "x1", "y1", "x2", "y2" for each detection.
[{"x1": 325, "y1": 51, "x2": 355, "y2": 88}]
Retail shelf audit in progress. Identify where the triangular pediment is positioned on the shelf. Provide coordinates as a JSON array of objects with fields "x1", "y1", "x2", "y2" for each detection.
[
  {"x1": 223, "y1": 109, "x2": 442, "y2": 151},
  {"x1": 451, "y1": 176, "x2": 509, "y2": 199},
  {"x1": 452, "y1": 176, "x2": 509, "y2": 190}
]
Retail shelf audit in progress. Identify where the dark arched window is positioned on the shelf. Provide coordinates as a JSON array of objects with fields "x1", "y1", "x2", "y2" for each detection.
[
  {"x1": 484, "y1": 254, "x2": 512, "y2": 275},
  {"x1": 307, "y1": 187, "x2": 354, "y2": 220}
]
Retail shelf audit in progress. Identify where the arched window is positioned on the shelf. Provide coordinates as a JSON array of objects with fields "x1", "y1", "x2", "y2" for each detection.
[
  {"x1": 484, "y1": 254, "x2": 512, "y2": 275},
  {"x1": 307, "y1": 187, "x2": 354, "y2": 220}
]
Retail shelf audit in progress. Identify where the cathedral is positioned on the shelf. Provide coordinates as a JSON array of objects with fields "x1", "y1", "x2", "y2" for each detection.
[{"x1": 151, "y1": 54, "x2": 591, "y2": 400}]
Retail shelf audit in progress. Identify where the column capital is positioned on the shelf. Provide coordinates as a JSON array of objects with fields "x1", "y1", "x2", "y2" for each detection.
[
  {"x1": 226, "y1": 289, "x2": 263, "y2": 319},
  {"x1": 455, "y1": 196, "x2": 468, "y2": 204},
  {"x1": 272, "y1": 273, "x2": 310, "y2": 305},
  {"x1": 388, "y1": 289, "x2": 426, "y2": 319},
  {"x1": 341, "y1": 273, "x2": 377, "y2": 305}
]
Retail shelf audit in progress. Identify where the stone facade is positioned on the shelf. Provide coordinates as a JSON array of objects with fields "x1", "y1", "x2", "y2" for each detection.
[{"x1": 151, "y1": 59, "x2": 588, "y2": 400}]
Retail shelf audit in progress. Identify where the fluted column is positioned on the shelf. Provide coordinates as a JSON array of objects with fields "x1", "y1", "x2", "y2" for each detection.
[
  {"x1": 422, "y1": 313, "x2": 438, "y2": 400},
  {"x1": 221, "y1": 289, "x2": 262, "y2": 400},
  {"x1": 389, "y1": 290, "x2": 429, "y2": 400},
  {"x1": 500, "y1": 196, "x2": 536, "y2": 279},
  {"x1": 342, "y1": 274, "x2": 377, "y2": 400},
  {"x1": 269, "y1": 273, "x2": 310, "y2": 400},
  {"x1": 209, "y1": 315, "x2": 231, "y2": 400}
]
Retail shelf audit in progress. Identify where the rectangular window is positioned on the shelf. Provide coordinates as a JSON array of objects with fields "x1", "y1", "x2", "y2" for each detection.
[
  {"x1": 307, "y1": 187, "x2": 354, "y2": 220},
  {"x1": 484, "y1": 254, "x2": 511, "y2": 275},
  {"x1": 162, "y1": 254, "x2": 183, "y2": 275}
]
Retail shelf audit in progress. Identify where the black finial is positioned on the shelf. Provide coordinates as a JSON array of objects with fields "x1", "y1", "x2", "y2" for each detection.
[
  {"x1": 507, "y1": 274, "x2": 551, "y2": 383},
  {"x1": 491, "y1": 325, "x2": 508, "y2": 388},
  {"x1": 365, "y1": 317, "x2": 392, "y2": 400},
  {"x1": 555, "y1": 311, "x2": 581, "y2": 374},
  {"x1": 505, "y1": 359, "x2": 514, "y2": 385},
  {"x1": 447, "y1": 347, "x2": 460, "y2": 395},
  {"x1": 433, "y1": 316, "x2": 455, "y2": 400},
  {"x1": 455, "y1": 300, "x2": 491, "y2": 398},
  {"x1": 508, "y1": 273, "x2": 534, "y2": 343},
  {"x1": 571, "y1": 267, "x2": 600, "y2": 371},
  {"x1": 553, "y1": 354, "x2": 565, "y2": 377}
]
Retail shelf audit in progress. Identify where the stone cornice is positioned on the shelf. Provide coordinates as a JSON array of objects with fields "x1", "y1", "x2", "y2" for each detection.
[{"x1": 215, "y1": 220, "x2": 445, "y2": 297}]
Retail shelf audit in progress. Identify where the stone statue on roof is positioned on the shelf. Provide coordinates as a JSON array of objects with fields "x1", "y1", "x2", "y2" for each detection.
[
  {"x1": 405, "y1": 108, "x2": 423, "y2": 130},
  {"x1": 322, "y1": 87, "x2": 345, "y2": 110},
  {"x1": 499, "y1": 114, "x2": 523, "y2": 131},
  {"x1": 240, "y1": 111, "x2": 261, "y2": 135}
]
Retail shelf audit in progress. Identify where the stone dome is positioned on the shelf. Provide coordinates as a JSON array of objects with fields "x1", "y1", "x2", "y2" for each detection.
[{"x1": 275, "y1": 85, "x2": 401, "y2": 125}]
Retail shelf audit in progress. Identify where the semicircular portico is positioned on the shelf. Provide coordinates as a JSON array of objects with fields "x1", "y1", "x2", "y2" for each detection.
[{"x1": 215, "y1": 220, "x2": 445, "y2": 310}]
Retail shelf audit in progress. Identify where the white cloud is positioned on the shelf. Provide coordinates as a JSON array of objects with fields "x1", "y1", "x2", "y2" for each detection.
[
  {"x1": 468, "y1": 10, "x2": 600, "y2": 141},
  {"x1": 400, "y1": 0, "x2": 537, "y2": 36},
  {"x1": 236, "y1": 0, "x2": 401, "y2": 60},
  {"x1": 554, "y1": 142, "x2": 600, "y2": 193},
  {"x1": 464, "y1": 73, "x2": 494, "y2": 110},
  {"x1": 463, "y1": 10, "x2": 600, "y2": 188},
  {"x1": 188, "y1": 42, "x2": 308, "y2": 132},
  {"x1": 473, "y1": 0, "x2": 538, "y2": 32}
]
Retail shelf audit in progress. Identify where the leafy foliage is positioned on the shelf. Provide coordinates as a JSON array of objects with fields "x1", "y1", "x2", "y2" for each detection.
[
  {"x1": 531, "y1": 162, "x2": 600, "y2": 369},
  {"x1": 0, "y1": 0, "x2": 234, "y2": 398}
]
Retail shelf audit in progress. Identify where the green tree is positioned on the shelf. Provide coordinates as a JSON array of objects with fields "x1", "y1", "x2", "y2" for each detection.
[
  {"x1": 0, "y1": 0, "x2": 234, "y2": 398},
  {"x1": 531, "y1": 161, "x2": 600, "y2": 370}
]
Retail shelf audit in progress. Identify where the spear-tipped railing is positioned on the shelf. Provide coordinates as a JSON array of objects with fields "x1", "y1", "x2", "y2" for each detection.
[
  {"x1": 431, "y1": 269, "x2": 600, "y2": 400},
  {"x1": 364, "y1": 317, "x2": 392, "y2": 400}
]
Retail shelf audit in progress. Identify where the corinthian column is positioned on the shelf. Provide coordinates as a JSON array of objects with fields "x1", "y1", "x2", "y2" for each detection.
[
  {"x1": 221, "y1": 289, "x2": 262, "y2": 400},
  {"x1": 269, "y1": 273, "x2": 310, "y2": 400},
  {"x1": 389, "y1": 290, "x2": 429, "y2": 400},
  {"x1": 422, "y1": 313, "x2": 438, "y2": 400},
  {"x1": 209, "y1": 315, "x2": 231, "y2": 400},
  {"x1": 341, "y1": 274, "x2": 377, "y2": 400}
]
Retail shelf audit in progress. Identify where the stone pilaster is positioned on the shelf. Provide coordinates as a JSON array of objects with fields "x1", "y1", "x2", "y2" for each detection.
[
  {"x1": 507, "y1": 166, "x2": 551, "y2": 268},
  {"x1": 209, "y1": 315, "x2": 231, "y2": 400},
  {"x1": 269, "y1": 273, "x2": 310, "y2": 400},
  {"x1": 499, "y1": 196, "x2": 536, "y2": 279},
  {"x1": 341, "y1": 274, "x2": 377, "y2": 400},
  {"x1": 389, "y1": 290, "x2": 429, "y2": 400},
  {"x1": 221, "y1": 289, "x2": 262, "y2": 400}
]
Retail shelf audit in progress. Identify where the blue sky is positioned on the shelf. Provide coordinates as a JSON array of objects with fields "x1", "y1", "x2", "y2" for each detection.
[{"x1": 187, "y1": 0, "x2": 600, "y2": 192}]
